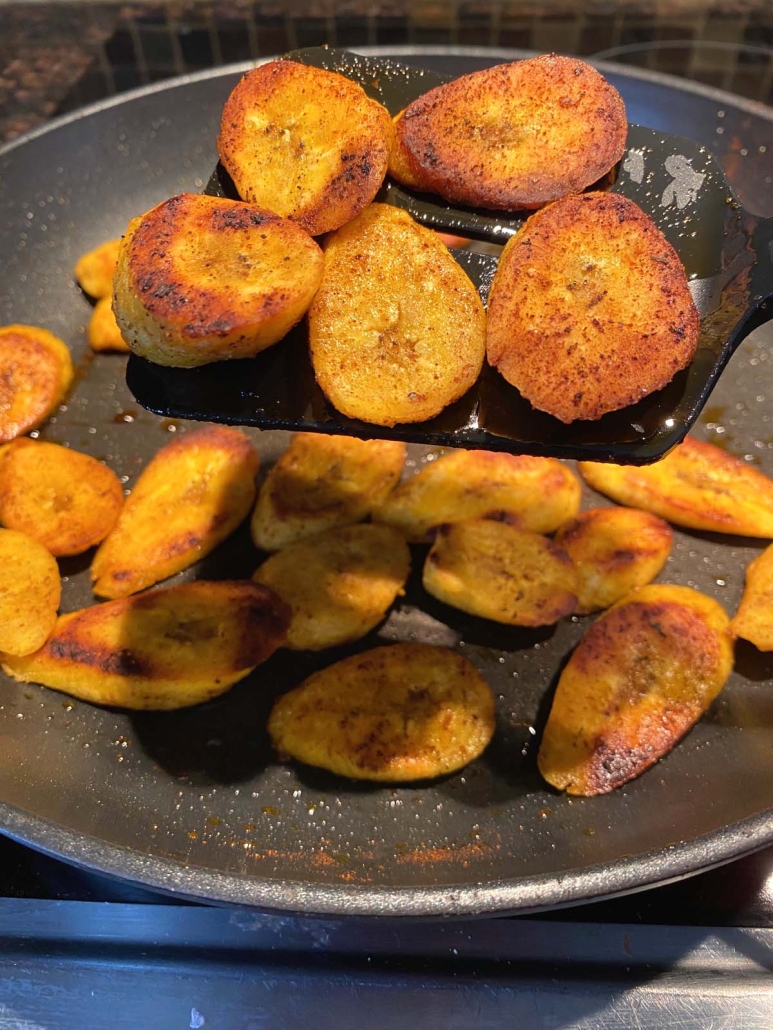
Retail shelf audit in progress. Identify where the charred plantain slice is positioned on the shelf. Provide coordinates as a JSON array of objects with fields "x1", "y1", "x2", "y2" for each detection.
[
  {"x1": 387, "y1": 109, "x2": 433, "y2": 192},
  {"x1": 0, "y1": 439, "x2": 123, "y2": 557},
  {"x1": 88, "y1": 297, "x2": 129, "y2": 353},
  {"x1": 579, "y1": 436, "x2": 773, "y2": 536},
  {"x1": 423, "y1": 519, "x2": 578, "y2": 627},
  {"x1": 0, "y1": 324, "x2": 73, "y2": 443},
  {"x1": 731, "y1": 544, "x2": 773, "y2": 650},
  {"x1": 74, "y1": 239, "x2": 121, "y2": 299},
  {"x1": 253, "y1": 523, "x2": 410, "y2": 651},
  {"x1": 374, "y1": 449, "x2": 580, "y2": 543},
  {"x1": 397, "y1": 54, "x2": 627, "y2": 211},
  {"x1": 486, "y1": 192, "x2": 699, "y2": 424},
  {"x1": 308, "y1": 203, "x2": 486, "y2": 427},
  {"x1": 537, "y1": 584, "x2": 733, "y2": 795},
  {"x1": 113, "y1": 193, "x2": 324, "y2": 368},
  {"x1": 92, "y1": 425, "x2": 259, "y2": 599},
  {"x1": 268, "y1": 642, "x2": 495, "y2": 781},
  {"x1": 219, "y1": 60, "x2": 392, "y2": 236},
  {"x1": 554, "y1": 507, "x2": 673, "y2": 614},
  {"x1": 0, "y1": 528, "x2": 60, "y2": 656},
  {"x1": 2, "y1": 580, "x2": 291, "y2": 710},
  {"x1": 251, "y1": 433, "x2": 405, "y2": 552}
]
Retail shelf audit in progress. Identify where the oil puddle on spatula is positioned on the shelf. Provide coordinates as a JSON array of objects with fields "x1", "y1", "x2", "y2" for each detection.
[{"x1": 126, "y1": 47, "x2": 773, "y2": 464}]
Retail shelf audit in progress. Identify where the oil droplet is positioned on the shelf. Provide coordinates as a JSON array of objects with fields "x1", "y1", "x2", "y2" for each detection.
[
  {"x1": 161, "y1": 419, "x2": 179, "y2": 433},
  {"x1": 188, "y1": 830, "x2": 199, "y2": 840},
  {"x1": 262, "y1": 805, "x2": 279, "y2": 816},
  {"x1": 538, "y1": 807, "x2": 552, "y2": 819},
  {"x1": 112, "y1": 411, "x2": 136, "y2": 423}
]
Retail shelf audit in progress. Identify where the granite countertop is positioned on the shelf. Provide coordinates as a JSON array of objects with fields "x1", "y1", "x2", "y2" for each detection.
[{"x1": 1, "y1": 0, "x2": 772, "y2": 145}]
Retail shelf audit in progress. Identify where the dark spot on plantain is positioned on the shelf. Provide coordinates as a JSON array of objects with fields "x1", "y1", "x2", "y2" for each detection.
[
  {"x1": 49, "y1": 638, "x2": 149, "y2": 677},
  {"x1": 211, "y1": 206, "x2": 273, "y2": 231}
]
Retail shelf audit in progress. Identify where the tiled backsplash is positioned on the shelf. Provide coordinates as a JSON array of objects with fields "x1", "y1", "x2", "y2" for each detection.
[{"x1": 1, "y1": 1, "x2": 771, "y2": 142}]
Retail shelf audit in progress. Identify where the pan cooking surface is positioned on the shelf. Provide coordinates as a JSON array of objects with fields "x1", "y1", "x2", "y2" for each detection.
[
  {"x1": 126, "y1": 47, "x2": 773, "y2": 465},
  {"x1": 1, "y1": 50, "x2": 772, "y2": 915}
]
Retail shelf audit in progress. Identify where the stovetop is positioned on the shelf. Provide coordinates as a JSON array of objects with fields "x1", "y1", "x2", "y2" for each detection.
[{"x1": 1, "y1": 834, "x2": 772, "y2": 1029}]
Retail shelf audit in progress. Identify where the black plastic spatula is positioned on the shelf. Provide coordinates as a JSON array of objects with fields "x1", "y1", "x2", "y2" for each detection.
[{"x1": 126, "y1": 47, "x2": 773, "y2": 464}]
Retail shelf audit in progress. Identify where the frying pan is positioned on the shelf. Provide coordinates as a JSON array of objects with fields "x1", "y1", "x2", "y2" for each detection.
[
  {"x1": 126, "y1": 47, "x2": 773, "y2": 464},
  {"x1": 1, "y1": 48, "x2": 773, "y2": 917}
]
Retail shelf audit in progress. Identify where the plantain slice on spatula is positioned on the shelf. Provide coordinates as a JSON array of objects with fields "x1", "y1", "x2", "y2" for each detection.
[{"x1": 126, "y1": 47, "x2": 773, "y2": 465}]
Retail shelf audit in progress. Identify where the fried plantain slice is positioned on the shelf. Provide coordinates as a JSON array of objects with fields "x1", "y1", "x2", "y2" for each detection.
[
  {"x1": 423, "y1": 519, "x2": 577, "y2": 626},
  {"x1": 0, "y1": 528, "x2": 60, "y2": 656},
  {"x1": 309, "y1": 204, "x2": 486, "y2": 426},
  {"x1": 579, "y1": 437, "x2": 773, "y2": 536},
  {"x1": 387, "y1": 109, "x2": 432, "y2": 191},
  {"x1": 398, "y1": 55, "x2": 627, "y2": 211},
  {"x1": 486, "y1": 193, "x2": 700, "y2": 423},
  {"x1": 0, "y1": 439, "x2": 123, "y2": 557},
  {"x1": 374, "y1": 449, "x2": 580, "y2": 543},
  {"x1": 268, "y1": 642, "x2": 495, "y2": 781},
  {"x1": 92, "y1": 426, "x2": 258, "y2": 598},
  {"x1": 251, "y1": 433, "x2": 405, "y2": 552},
  {"x1": 0, "y1": 324, "x2": 74, "y2": 442},
  {"x1": 554, "y1": 507, "x2": 672, "y2": 614},
  {"x1": 113, "y1": 193, "x2": 324, "y2": 367},
  {"x1": 253, "y1": 523, "x2": 410, "y2": 650},
  {"x1": 219, "y1": 60, "x2": 392, "y2": 236},
  {"x1": 1, "y1": 580, "x2": 290, "y2": 710},
  {"x1": 730, "y1": 545, "x2": 773, "y2": 650},
  {"x1": 74, "y1": 238, "x2": 121, "y2": 299},
  {"x1": 87, "y1": 297, "x2": 130, "y2": 353},
  {"x1": 538, "y1": 584, "x2": 733, "y2": 795}
]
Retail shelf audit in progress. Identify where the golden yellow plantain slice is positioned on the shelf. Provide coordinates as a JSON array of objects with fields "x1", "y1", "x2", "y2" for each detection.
[
  {"x1": 579, "y1": 436, "x2": 773, "y2": 536},
  {"x1": 387, "y1": 110, "x2": 432, "y2": 191},
  {"x1": 554, "y1": 507, "x2": 672, "y2": 614},
  {"x1": 398, "y1": 55, "x2": 627, "y2": 211},
  {"x1": 731, "y1": 545, "x2": 773, "y2": 650},
  {"x1": 268, "y1": 643, "x2": 495, "y2": 781},
  {"x1": 0, "y1": 439, "x2": 123, "y2": 557},
  {"x1": 74, "y1": 239, "x2": 121, "y2": 299},
  {"x1": 308, "y1": 204, "x2": 486, "y2": 426},
  {"x1": 253, "y1": 523, "x2": 410, "y2": 650},
  {"x1": 538, "y1": 584, "x2": 733, "y2": 795},
  {"x1": 113, "y1": 193, "x2": 324, "y2": 367},
  {"x1": 0, "y1": 324, "x2": 74, "y2": 443},
  {"x1": 423, "y1": 519, "x2": 577, "y2": 626},
  {"x1": 251, "y1": 433, "x2": 405, "y2": 552},
  {"x1": 486, "y1": 193, "x2": 699, "y2": 423},
  {"x1": 0, "y1": 528, "x2": 60, "y2": 656},
  {"x1": 219, "y1": 60, "x2": 392, "y2": 236},
  {"x1": 87, "y1": 297, "x2": 130, "y2": 353},
  {"x1": 2, "y1": 581, "x2": 290, "y2": 710},
  {"x1": 374, "y1": 449, "x2": 580, "y2": 543},
  {"x1": 92, "y1": 425, "x2": 258, "y2": 598}
]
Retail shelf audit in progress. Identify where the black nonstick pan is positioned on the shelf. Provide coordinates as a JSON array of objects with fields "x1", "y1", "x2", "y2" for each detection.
[
  {"x1": 126, "y1": 47, "x2": 773, "y2": 465},
  {"x1": 1, "y1": 48, "x2": 773, "y2": 916}
]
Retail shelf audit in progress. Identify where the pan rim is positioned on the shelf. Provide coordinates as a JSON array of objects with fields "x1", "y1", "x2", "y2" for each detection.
[
  {"x1": 1, "y1": 44, "x2": 772, "y2": 917},
  {"x1": 1, "y1": 797, "x2": 771, "y2": 915}
]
